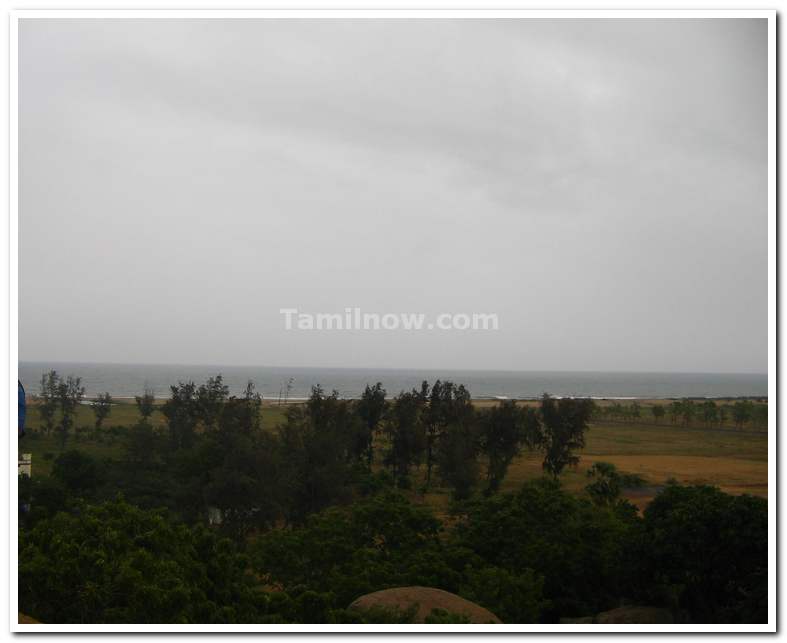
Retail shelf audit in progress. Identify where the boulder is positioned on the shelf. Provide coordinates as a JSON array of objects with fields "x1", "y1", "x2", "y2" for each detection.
[
  {"x1": 18, "y1": 613, "x2": 40, "y2": 624},
  {"x1": 595, "y1": 606, "x2": 673, "y2": 624},
  {"x1": 349, "y1": 586, "x2": 502, "y2": 624},
  {"x1": 561, "y1": 606, "x2": 673, "y2": 624}
]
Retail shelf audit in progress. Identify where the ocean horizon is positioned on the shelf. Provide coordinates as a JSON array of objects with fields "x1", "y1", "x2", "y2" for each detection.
[{"x1": 18, "y1": 361, "x2": 768, "y2": 401}]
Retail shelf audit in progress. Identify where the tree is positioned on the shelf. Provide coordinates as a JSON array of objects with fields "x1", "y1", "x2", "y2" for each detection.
[
  {"x1": 135, "y1": 388, "x2": 156, "y2": 421},
  {"x1": 651, "y1": 404, "x2": 665, "y2": 424},
  {"x1": 18, "y1": 474, "x2": 69, "y2": 529},
  {"x1": 284, "y1": 377, "x2": 295, "y2": 405},
  {"x1": 160, "y1": 375, "x2": 229, "y2": 445},
  {"x1": 251, "y1": 492, "x2": 446, "y2": 612},
  {"x1": 585, "y1": 461, "x2": 622, "y2": 505},
  {"x1": 680, "y1": 399, "x2": 696, "y2": 427},
  {"x1": 201, "y1": 390, "x2": 279, "y2": 538},
  {"x1": 220, "y1": 381, "x2": 262, "y2": 435},
  {"x1": 539, "y1": 395, "x2": 593, "y2": 478},
  {"x1": 455, "y1": 477, "x2": 641, "y2": 620},
  {"x1": 203, "y1": 430, "x2": 281, "y2": 539},
  {"x1": 641, "y1": 484, "x2": 767, "y2": 623},
  {"x1": 356, "y1": 383, "x2": 387, "y2": 469},
  {"x1": 384, "y1": 391, "x2": 426, "y2": 487},
  {"x1": 732, "y1": 400, "x2": 754, "y2": 429},
  {"x1": 419, "y1": 381, "x2": 473, "y2": 488},
  {"x1": 56, "y1": 375, "x2": 85, "y2": 450},
  {"x1": 51, "y1": 450, "x2": 102, "y2": 495},
  {"x1": 436, "y1": 420, "x2": 481, "y2": 500},
  {"x1": 668, "y1": 401, "x2": 681, "y2": 425},
  {"x1": 461, "y1": 566, "x2": 546, "y2": 624},
  {"x1": 37, "y1": 370, "x2": 60, "y2": 434},
  {"x1": 19, "y1": 499, "x2": 263, "y2": 624},
  {"x1": 197, "y1": 375, "x2": 229, "y2": 430},
  {"x1": 477, "y1": 401, "x2": 539, "y2": 494},
  {"x1": 126, "y1": 420, "x2": 158, "y2": 465},
  {"x1": 90, "y1": 392, "x2": 113, "y2": 429},
  {"x1": 752, "y1": 403, "x2": 768, "y2": 430},
  {"x1": 584, "y1": 461, "x2": 644, "y2": 506},
  {"x1": 702, "y1": 400, "x2": 718, "y2": 427},
  {"x1": 276, "y1": 386, "x2": 360, "y2": 522},
  {"x1": 162, "y1": 381, "x2": 200, "y2": 450}
]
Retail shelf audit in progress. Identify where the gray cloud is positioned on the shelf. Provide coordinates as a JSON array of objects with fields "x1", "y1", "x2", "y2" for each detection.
[{"x1": 19, "y1": 18, "x2": 767, "y2": 372}]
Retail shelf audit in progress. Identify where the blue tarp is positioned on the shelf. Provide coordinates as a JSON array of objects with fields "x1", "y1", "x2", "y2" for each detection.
[{"x1": 18, "y1": 381, "x2": 26, "y2": 437}]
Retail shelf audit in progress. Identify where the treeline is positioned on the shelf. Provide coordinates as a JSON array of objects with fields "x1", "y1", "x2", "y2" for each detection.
[
  {"x1": 595, "y1": 399, "x2": 768, "y2": 430},
  {"x1": 30, "y1": 372, "x2": 595, "y2": 524},
  {"x1": 18, "y1": 373, "x2": 768, "y2": 624}
]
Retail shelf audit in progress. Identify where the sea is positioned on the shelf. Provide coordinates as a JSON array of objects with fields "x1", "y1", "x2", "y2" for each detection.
[{"x1": 18, "y1": 362, "x2": 768, "y2": 401}]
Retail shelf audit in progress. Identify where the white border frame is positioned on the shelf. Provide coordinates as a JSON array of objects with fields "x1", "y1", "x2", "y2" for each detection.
[{"x1": 7, "y1": 8, "x2": 777, "y2": 633}]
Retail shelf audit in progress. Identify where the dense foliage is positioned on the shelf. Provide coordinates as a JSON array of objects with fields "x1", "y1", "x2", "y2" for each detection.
[
  {"x1": 455, "y1": 477, "x2": 641, "y2": 620},
  {"x1": 639, "y1": 484, "x2": 768, "y2": 623},
  {"x1": 18, "y1": 373, "x2": 769, "y2": 624},
  {"x1": 19, "y1": 498, "x2": 264, "y2": 624}
]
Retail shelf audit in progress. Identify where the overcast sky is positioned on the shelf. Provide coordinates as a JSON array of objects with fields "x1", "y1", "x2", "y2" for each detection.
[{"x1": 19, "y1": 18, "x2": 767, "y2": 373}]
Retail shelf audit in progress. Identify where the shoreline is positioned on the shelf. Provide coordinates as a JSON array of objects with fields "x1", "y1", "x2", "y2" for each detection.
[
  {"x1": 67, "y1": 394, "x2": 769, "y2": 405},
  {"x1": 21, "y1": 364, "x2": 767, "y2": 403}
]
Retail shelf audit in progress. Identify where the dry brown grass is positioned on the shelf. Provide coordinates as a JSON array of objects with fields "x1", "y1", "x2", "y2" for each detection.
[{"x1": 409, "y1": 417, "x2": 768, "y2": 516}]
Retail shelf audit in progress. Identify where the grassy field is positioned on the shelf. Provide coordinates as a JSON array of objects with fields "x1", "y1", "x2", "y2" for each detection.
[
  {"x1": 499, "y1": 422, "x2": 767, "y2": 510},
  {"x1": 397, "y1": 410, "x2": 768, "y2": 514},
  {"x1": 23, "y1": 399, "x2": 291, "y2": 432},
  {"x1": 20, "y1": 400, "x2": 767, "y2": 509}
]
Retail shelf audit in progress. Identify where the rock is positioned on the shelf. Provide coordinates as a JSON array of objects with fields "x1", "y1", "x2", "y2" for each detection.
[
  {"x1": 561, "y1": 606, "x2": 673, "y2": 624},
  {"x1": 18, "y1": 613, "x2": 40, "y2": 624},
  {"x1": 560, "y1": 616, "x2": 596, "y2": 624},
  {"x1": 594, "y1": 606, "x2": 673, "y2": 624},
  {"x1": 349, "y1": 586, "x2": 502, "y2": 623}
]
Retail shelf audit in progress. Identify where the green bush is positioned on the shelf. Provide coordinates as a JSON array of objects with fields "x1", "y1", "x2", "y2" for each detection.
[
  {"x1": 51, "y1": 450, "x2": 103, "y2": 495},
  {"x1": 19, "y1": 498, "x2": 264, "y2": 623},
  {"x1": 454, "y1": 477, "x2": 641, "y2": 620},
  {"x1": 640, "y1": 484, "x2": 767, "y2": 623},
  {"x1": 251, "y1": 491, "x2": 458, "y2": 610}
]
